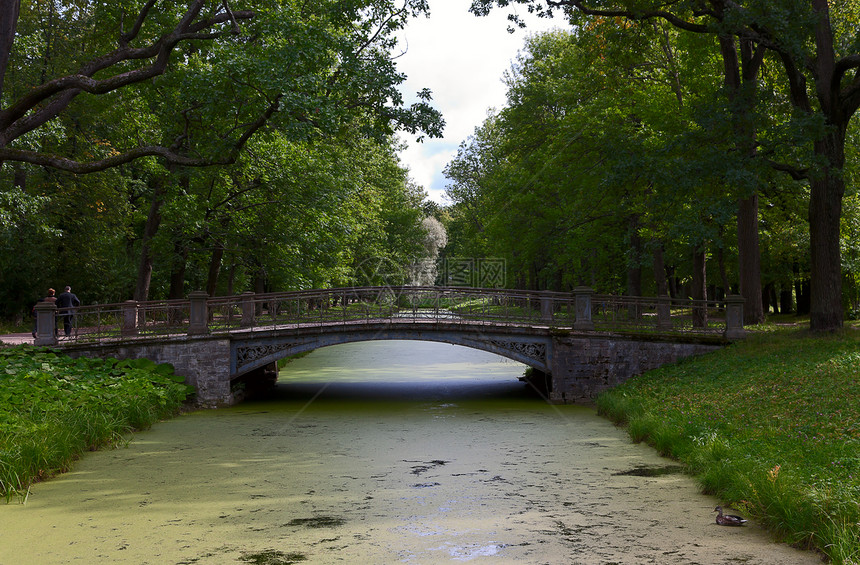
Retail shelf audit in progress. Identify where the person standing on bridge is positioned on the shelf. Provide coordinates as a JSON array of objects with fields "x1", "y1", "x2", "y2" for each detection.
[{"x1": 56, "y1": 286, "x2": 80, "y2": 337}]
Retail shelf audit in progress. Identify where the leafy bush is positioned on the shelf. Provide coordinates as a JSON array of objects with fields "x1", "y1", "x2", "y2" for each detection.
[{"x1": 0, "y1": 346, "x2": 191, "y2": 501}]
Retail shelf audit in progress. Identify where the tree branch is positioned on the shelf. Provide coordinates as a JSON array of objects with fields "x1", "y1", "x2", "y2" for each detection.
[
  {"x1": 120, "y1": 0, "x2": 158, "y2": 47},
  {"x1": 0, "y1": 3, "x2": 255, "y2": 145},
  {"x1": 0, "y1": 0, "x2": 20, "y2": 102},
  {"x1": 221, "y1": 0, "x2": 242, "y2": 34},
  {"x1": 777, "y1": 51, "x2": 813, "y2": 113},
  {"x1": 0, "y1": 146, "x2": 221, "y2": 173},
  {"x1": 836, "y1": 53, "x2": 860, "y2": 115},
  {"x1": 548, "y1": 0, "x2": 711, "y2": 33},
  {"x1": 764, "y1": 158, "x2": 809, "y2": 181},
  {"x1": 0, "y1": 94, "x2": 282, "y2": 173}
]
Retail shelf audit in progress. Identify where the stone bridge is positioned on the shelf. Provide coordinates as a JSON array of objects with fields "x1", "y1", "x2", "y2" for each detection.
[{"x1": 35, "y1": 286, "x2": 744, "y2": 406}]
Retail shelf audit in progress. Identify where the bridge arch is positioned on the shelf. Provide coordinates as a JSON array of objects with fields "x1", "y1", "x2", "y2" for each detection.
[{"x1": 230, "y1": 325, "x2": 553, "y2": 380}]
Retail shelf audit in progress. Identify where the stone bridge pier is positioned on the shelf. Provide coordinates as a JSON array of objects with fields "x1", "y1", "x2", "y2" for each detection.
[
  {"x1": 64, "y1": 337, "x2": 236, "y2": 406},
  {"x1": 547, "y1": 334, "x2": 720, "y2": 403}
]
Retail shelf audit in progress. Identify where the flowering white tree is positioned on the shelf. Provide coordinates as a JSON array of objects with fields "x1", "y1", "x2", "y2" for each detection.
[{"x1": 410, "y1": 216, "x2": 448, "y2": 286}]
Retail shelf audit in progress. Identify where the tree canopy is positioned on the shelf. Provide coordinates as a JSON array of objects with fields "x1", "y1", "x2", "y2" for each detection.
[
  {"x1": 466, "y1": 0, "x2": 860, "y2": 331},
  {"x1": 0, "y1": 0, "x2": 444, "y2": 171},
  {"x1": 0, "y1": 0, "x2": 445, "y2": 318},
  {"x1": 444, "y1": 12, "x2": 860, "y2": 328}
]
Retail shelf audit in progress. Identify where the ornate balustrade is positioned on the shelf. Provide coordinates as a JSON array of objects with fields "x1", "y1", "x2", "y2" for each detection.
[{"x1": 33, "y1": 286, "x2": 745, "y2": 346}]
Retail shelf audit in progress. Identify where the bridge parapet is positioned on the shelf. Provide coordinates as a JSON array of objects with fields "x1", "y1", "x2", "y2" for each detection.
[{"x1": 35, "y1": 286, "x2": 744, "y2": 347}]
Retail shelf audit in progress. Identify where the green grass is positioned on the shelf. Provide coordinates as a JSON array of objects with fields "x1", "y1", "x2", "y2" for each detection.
[
  {"x1": 0, "y1": 345, "x2": 192, "y2": 501},
  {"x1": 597, "y1": 327, "x2": 860, "y2": 564}
]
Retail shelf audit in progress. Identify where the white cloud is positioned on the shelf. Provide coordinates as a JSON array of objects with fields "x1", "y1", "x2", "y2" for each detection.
[{"x1": 395, "y1": 2, "x2": 559, "y2": 203}]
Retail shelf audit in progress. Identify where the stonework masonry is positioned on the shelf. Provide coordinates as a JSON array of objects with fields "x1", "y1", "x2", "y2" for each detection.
[
  {"x1": 64, "y1": 336, "x2": 234, "y2": 408},
  {"x1": 549, "y1": 334, "x2": 722, "y2": 403}
]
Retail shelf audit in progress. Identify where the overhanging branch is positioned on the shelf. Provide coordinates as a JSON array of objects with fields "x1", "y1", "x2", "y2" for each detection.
[
  {"x1": 548, "y1": 0, "x2": 711, "y2": 33},
  {"x1": 0, "y1": 146, "x2": 222, "y2": 173},
  {"x1": 765, "y1": 158, "x2": 809, "y2": 181},
  {"x1": 0, "y1": 3, "x2": 255, "y2": 145},
  {"x1": 0, "y1": 94, "x2": 283, "y2": 173}
]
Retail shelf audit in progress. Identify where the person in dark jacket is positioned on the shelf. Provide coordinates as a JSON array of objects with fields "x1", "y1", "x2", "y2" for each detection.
[{"x1": 56, "y1": 286, "x2": 80, "y2": 337}]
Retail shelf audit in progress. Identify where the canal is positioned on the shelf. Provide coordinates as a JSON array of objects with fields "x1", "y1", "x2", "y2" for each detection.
[{"x1": 0, "y1": 341, "x2": 819, "y2": 564}]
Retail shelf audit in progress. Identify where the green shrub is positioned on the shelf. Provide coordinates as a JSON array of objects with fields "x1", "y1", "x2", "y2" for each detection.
[{"x1": 0, "y1": 346, "x2": 191, "y2": 501}]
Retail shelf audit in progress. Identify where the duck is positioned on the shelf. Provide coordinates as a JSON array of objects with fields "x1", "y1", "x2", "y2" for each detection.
[{"x1": 714, "y1": 505, "x2": 747, "y2": 526}]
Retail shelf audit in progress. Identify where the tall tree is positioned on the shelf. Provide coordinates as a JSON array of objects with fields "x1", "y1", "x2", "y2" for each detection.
[
  {"x1": 0, "y1": 0, "x2": 18, "y2": 101},
  {"x1": 471, "y1": 0, "x2": 860, "y2": 331},
  {"x1": 718, "y1": 34, "x2": 766, "y2": 324},
  {"x1": 445, "y1": 26, "x2": 725, "y2": 294}
]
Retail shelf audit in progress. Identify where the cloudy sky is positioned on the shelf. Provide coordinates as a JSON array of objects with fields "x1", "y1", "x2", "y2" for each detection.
[{"x1": 395, "y1": 3, "x2": 560, "y2": 204}]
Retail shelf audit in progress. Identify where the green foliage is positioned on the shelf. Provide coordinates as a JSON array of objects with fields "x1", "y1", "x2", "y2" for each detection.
[
  {"x1": 444, "y1": 23, "x2": 742, "y2": 292},
  {"x1": 0, "y1": 0, "x2": 442, "y2": 316},
  {"x1": 597, "y1": 330, "x2": 860, "y2": 563},
  {"x1": 445, "y1": 8, "x2": 860, "y2": 323},
  {"x1": 0, "y1": 346, "x2": 191, "y2": 501}
]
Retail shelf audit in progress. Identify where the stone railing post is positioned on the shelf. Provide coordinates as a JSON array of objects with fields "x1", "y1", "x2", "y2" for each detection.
[
  {"x1": 724, "y1": 295, "x2": 746, "y2": 339},
  {"x1": 34, "y1": 301, "x2": 57, "y2": 346},
  {"x1": 188, "y1": 291, "x2": 210, "y2": 336},
  {"x1": 656, "y1": 295, "x2": 672, "y2": 331},
  {"x1": 240, "y1": 291, "x2": 256, "y2": 328},
  {"x1": 573, "y1": 286, "x2": 595, "y2": 331},
  {"x1": 122, "y1": 300, "x2": 139, "y2": 336},
  {"x1": 540, "y1": 294, "x2": 554, "y2": 323}
]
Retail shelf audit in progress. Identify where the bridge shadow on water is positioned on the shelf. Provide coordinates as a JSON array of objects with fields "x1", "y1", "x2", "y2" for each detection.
[
  {"x1": 238, "y1": 341, "x2": 551, "y2": 409},
  {"x1": 264, "y1": 378, "x2": 546, "y2": 405},
  {"x1": 237, "y1": 340, "x2": 546, "y2": 411}
]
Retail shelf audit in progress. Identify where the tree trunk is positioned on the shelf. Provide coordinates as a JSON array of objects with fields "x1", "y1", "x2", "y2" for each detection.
[
  {"x1": 715, "y1": 230, "x2": 729, "y2": 296},
  {"x1": 226, "y1": 261, "x2": 236, "y2": 296},
  {"x1": 795, "y1": 278, "x2": 811, "y2": 316},
  {"x1": 800, "y1": 1, "x2": 847, "y2": 330},
  {"x1": 12, "y1": 163, "x2": 25, "y2": 189},
  {"x1": 808, "y1": 167, "x2": 844, "y2": 330},
  {"x1": 251, "y1": 263, "x2": 266, "y2": 316},
  {"x1": 718, "y1": 36, "x2": 765, "y2": 326},
  {"x1": 738, "y1": 194, "x2": 764, "y2": 324},
  {"x1": 780, "y1": 286, "x2": 793, "y2": 314},
  {"x1": 770, "y1": 284, "x2": 779, "y2": 314},
  {"x1": 691, "y1": 244, "x2": 708, "y2": 328},
  {"x1": 167, "y1": 238, "x2": 188, "y2": 300},
  {"x1": 666, "y1": 264, "x2": 678, "y2": 298},
  {"x1": 651, "y1": 241, "x2": 669, "y2": 297},
  {"x1": 206, "y1": 242, "x2": 225, "y2": 297},
  {"x1": 761, "y1": 282, "x2": 772, "y2": 314},
  {"x1": 0, "y1": 0, "x2": 19, "y2": 103},
  {"x1": 626, "y1": 215, "x2": 642, "y2": 296},
  {"x1": 133, "y1": 178, "x2": 166, "y2": 302}
]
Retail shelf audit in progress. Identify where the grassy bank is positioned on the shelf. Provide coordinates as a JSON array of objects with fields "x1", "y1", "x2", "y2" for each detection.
[
  {"x1": 0, "y1": 345, "x2": 191, "y2": 502},
  {"x1": 597, "y1": 327, "x2": 860, "y2": 564}
]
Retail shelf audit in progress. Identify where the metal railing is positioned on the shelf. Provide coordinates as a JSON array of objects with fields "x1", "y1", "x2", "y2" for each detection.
[
  {"x1": 207, "y1": 287, "x2": 575, "y2": 331},
  {"x1": 34, "y1": 286, "x2": 745, "y2": 346}
]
